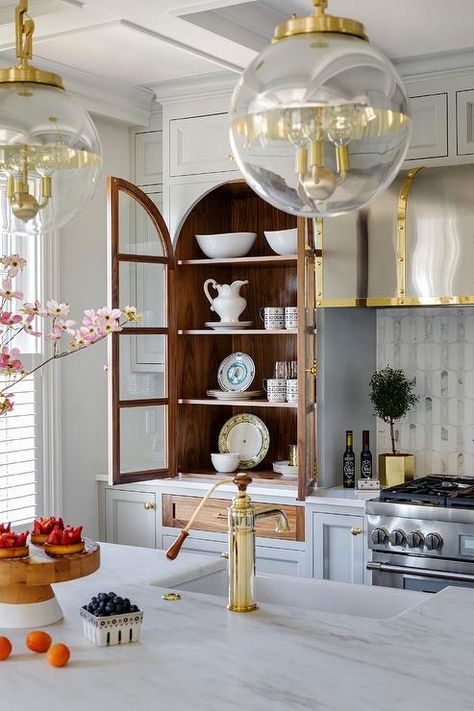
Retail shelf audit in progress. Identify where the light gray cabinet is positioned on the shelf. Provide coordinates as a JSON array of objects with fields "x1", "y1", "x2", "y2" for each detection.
[
  {"x1": 105, "y1": 488, "x2": 157, "y2": 548},
  {"x1": 312, "y1": 512, "x2": 364, "y2": 584},
  {"x1": 169, "y1": 113, "x2": 237, "y2": 177},
  {"x1": 135, "y1": 130, "x2": 163, "y2": 186},
  {"x1": 406, "y1": 93, "x2": 448, "y2": 161},
  {"x1": 456, "y1": 89, "x2": 474, "y2": 155}
]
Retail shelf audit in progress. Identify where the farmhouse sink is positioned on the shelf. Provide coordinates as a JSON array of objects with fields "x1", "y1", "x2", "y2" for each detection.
[{"x1": 169, "y1": 569, "x2": 428, "y2": 619}]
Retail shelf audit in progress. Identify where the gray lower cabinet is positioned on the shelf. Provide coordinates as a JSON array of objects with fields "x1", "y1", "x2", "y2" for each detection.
[
  {"x1": 312, "y1": 512, "x2": 364, "y2": 584},
  {"x1": 105, "y1": 488, "x2": 157, "y2": 548}
]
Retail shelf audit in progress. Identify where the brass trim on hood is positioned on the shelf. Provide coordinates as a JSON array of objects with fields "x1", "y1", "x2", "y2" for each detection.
[{"x1": 396, "y1": 166, "x2": 423, "y2": 303}]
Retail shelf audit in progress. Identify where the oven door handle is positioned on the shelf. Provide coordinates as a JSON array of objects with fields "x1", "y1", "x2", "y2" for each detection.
[{"x1": 367, "y1": 561, "x2": 474, "y2": 583}]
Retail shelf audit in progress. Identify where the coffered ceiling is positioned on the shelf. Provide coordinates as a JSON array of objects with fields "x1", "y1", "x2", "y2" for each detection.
[{"x1": 0, "y1": 0, "x2": 473, "y2": 122}]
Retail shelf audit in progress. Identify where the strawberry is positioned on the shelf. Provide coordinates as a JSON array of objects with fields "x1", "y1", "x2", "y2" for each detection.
[
  {"x1": 34, "y1": 516, "x2": 64, "y2": 534},
  {"x1": 0, "y1": 523, "x2": 11, "y2": 535},
  {"x1": 0, "y1": 530, "x2": 28, "y2": 548}
]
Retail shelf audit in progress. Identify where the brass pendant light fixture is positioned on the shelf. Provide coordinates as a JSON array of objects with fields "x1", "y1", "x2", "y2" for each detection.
[
  {"x1": 229, "y1": 0, "x2": 412, "y2": 218},
  {"x1": 0, "y1": 0, "x2": 102, "y2": 235}
]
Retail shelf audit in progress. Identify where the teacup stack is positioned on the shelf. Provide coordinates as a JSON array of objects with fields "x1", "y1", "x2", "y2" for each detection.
[
  {"x1": 260, "y1": 306, "x2": 298, "y2": 330},
  {"x1": 263, "y1": 360, "x2": 298, "y2": 404}
]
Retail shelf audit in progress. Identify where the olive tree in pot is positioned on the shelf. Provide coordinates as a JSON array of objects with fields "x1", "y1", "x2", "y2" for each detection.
[{"x1": 369, "y1": 366, "x2": 419, "y2": 486}]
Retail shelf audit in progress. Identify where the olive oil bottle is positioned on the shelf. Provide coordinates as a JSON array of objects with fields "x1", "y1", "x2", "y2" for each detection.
[
  {"x1": 360, "y1": 430, "x2": 373, "y2": 479},
  {"x1": 343, "y1": 430, "x2": 355, "y2": 488}
]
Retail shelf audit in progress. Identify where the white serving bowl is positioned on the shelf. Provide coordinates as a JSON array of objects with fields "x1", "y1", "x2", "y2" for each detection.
[
  {"x1": 264, "y1": 228, "x2": 297, "y2": 256},
  {"x1": 211, "y1": 452, "x2": 241, "y2": 473},
  {"x1": 196, "y1": 232, "x2": 256, "y2": 259}
]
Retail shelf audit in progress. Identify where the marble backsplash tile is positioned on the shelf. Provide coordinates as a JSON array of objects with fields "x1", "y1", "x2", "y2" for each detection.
[{"x1": 377, "y1": 308, "x2": 474, "y2": 477}]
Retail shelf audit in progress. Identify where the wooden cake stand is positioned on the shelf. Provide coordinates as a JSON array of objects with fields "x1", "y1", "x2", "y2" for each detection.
[{"x1": 0, "y1": 539, "x2": 100, "y2": 629}]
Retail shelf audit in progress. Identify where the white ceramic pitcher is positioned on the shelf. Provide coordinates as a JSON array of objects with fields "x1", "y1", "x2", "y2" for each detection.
[{"x1": 203, "y1": 279, "x2": 248, "y2": 322}]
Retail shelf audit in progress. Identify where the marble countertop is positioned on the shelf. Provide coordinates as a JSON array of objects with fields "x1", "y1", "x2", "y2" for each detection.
[{"x1": 3, "y1": 543, "x2": 473, "y2": 711}]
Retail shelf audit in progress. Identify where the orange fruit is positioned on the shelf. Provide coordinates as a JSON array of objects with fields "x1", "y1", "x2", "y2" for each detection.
[
  {"x1": 0, "y1": 636, "x2": 11, "y2": 660},
  {"x1": 26, "y1": 630, "x2": 52, "y2": 653},
  {"x1": 47, "y1": 643, "x2": 70, "y2": 667}
]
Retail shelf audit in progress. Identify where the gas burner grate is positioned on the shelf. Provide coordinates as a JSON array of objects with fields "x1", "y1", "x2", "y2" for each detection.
[{"x1": 380, "y1": 475, "x2": 474, "y2": 507}]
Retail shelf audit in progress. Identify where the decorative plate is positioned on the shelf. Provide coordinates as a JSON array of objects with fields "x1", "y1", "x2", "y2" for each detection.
[
  {"x1": 205, "y1": 321, "x2": 253, "y2": 330},
  {"x1": 207, "y1": 389, "x2": 262, "y2": 400},
  {"x1": 217, "y1": 352, "x2": 255, "y2": 392},
  {"x1": 218, "y1": 414, "x2": 269, "y2": 469}
]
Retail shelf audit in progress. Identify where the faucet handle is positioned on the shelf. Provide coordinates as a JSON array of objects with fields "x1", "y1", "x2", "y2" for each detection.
[
  {"x1": 233, "y1": 474, "x2": 252, "y2": 492},
  {"x1": 166, "y1": 530, "x2": 189, "y2": 560}
]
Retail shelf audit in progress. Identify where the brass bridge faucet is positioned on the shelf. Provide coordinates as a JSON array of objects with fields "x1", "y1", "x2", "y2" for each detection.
[{"x1": 166, "y1": 475, "x2": 289, "y2": 612}]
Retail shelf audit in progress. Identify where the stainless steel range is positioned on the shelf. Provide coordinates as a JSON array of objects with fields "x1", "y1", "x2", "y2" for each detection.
[{"x1": 367, "y1": 476, "x2": 474, "y2": 593}]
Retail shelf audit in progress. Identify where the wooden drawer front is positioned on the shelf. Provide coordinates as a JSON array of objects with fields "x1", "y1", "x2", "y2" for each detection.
[
  {"x1": 162, "y1": 495, "x2": 304, "y2": 542},
  {"x1": 169, "y1": 113, "x2": 237, "y2": 176}
]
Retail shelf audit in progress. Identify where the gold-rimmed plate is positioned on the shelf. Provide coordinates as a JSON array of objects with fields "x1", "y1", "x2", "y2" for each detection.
[{"x1": 218, "y1": 413, "x2": 269, "y2": 469}]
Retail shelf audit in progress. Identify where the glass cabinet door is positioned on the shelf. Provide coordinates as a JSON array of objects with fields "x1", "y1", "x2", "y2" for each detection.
[
  {"x1": 297, "y1": 217, "x2": 317, "y2": 499},
  {"x1": 107, "y1": 177, "x2": 176, "y2": 484}
]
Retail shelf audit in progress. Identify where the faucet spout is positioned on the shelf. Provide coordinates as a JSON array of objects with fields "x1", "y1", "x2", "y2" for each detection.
[{"x1": 255, "y1": 507, "x2": 290, "y2": 533}]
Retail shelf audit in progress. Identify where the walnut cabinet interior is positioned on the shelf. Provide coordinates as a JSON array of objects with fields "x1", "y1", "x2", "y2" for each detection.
[{"x1": 107, "y1": 177, "x2": 317, "y2": 500}]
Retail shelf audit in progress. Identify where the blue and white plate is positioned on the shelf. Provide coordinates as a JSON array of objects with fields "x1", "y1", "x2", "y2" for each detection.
[{"x1": 217, "y1": 352, "x2": 255, "y2": 392}]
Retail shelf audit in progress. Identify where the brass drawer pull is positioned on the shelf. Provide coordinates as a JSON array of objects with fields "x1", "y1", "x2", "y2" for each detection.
[
  {"x1": 351, "y1": 526, "x2": 362, "y2": 536},
  {"x1": 214, "y1": 513, "x2": 228, "y2": 520},
  {"x1": 305, "y1": 359, "x2": 318, "y2": 377},
  {"x1": 144, "y1": 501, "x2": 156, "y2": 511}
]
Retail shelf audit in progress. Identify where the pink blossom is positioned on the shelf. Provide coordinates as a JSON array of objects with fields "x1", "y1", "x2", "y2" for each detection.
[
  {"x1": 82, "y1": 309, "x2": 98, "y2": 327},
  {"x1": 0, "y1": 394, "x2": 13, "y2": 414},
  {"x1": 97, "y1": 307, "x2": 121, "y2": 323},
  {"x1": 98, "y1": 318, "x2": 122, "y2": 334},
  {"x1": 0, "y1": 310, "x2": 22, "y2": 327},
  {"x1": 1, "y1": 254, "x2": 26, "y2": 278},
  {"x1": 82, "y1": 324, "x2": 100, "y2": 341},
  {"x1": 25, "y1": 322, "x2": 41, "y2": 337},
  {"x1": 22, "y1": 300, "x2": 44, "y2": 318},
  {"x1": 46, "y1": 300, "x2": 70, "y2": 317},
  {"x1": 56, "y1": 318, "x2": 76, "y2": 336},
  {"x1": 45, "y1": 326, "x2": 62, "y2": 342},
  {"x1": 0, "y1": 347, "x2": 23, "y2": 374},
  {"x1": 0, "y1": 278, "x2": 23, "y2": 301},
  {"x1": 70, "y1": 328, "x2": 89, "y2": 349}
]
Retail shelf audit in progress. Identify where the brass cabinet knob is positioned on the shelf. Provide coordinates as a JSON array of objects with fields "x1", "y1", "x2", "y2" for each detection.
[
  {"x1": 103, "y1": 363, "x2": 109, "y2": 373},
  {"x1": 221, "y1": 551, "x2": 229, "y2": 559},
  {"x1": 227, "y1": 153, "x2": 235, "y2": 161},
  {"x1": 144, "y1": 501, "x2": 156, "y2": 511},
  {"x1": 351, "y1": 526, "x2": 363, "y2": 536}
]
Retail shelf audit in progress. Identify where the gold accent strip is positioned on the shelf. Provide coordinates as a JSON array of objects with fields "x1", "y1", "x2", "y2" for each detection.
[
  {"x1": 397, "y1": 167, "x2": 423, "y2": 301},
  {"x1": 273, "y1": 13, "x2": 367, "y2": 42},
  {"x1": 315, "y1": 218, "x2": 323, "y2": 307},
  {"x1": 0, "y1": 65, "x2": 64, "y2": 88},
  {"x1": 367, "y1": 296, "x2": 474, "y2": 307},
  {"x1": 319, "y1": 298, "x2": 368, "y2": 307}
]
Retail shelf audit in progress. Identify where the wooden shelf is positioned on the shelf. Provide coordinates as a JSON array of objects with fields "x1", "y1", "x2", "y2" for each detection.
[
  {"x1": 178, "y1": 398, "x2": 297, "y2": 408},
  {"x1": 177, "y1": 255, "x2": 297, "y2": 267},
  {"x1": 178, "y1": 471, "x2": 297, "y2": 486},
  {"x1": 178, "y1": 328, "x2": 297, "y2": 335}
]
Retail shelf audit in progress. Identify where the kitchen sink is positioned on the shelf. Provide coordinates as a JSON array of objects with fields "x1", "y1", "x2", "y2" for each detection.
[{"x1": 169, "y1": 569, "x2": 428, "y2": 619}]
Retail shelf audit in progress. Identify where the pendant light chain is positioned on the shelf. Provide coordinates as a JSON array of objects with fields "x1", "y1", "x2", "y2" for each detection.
[{"x1": 16, "y1": 0, "x2": 35, "y2": 67}]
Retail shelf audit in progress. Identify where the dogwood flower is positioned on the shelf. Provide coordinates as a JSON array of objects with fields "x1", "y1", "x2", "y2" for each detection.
[
  {"x1": 46, "y1": 300, "x2": 70, "y2": 318},
  {"x1": 22, "y1": 300, "x2": 44, "y2": 318},
  {"x1": 0, "y1": 279, "x2": 23, "y2": 301},
  {"x1": 82, "y1": 309, "x2": 98, "y2": 327},
  {"x1": 1, "y1": 254, "x2": 27, "y2": 278},
  {"x1": 45, "y1": 326, "x2": 62, "y2": 342},
  {"x1": 56, "y1": 318, "x2": 76, "y2": 336},
  {"x1": 24, "y1": 322, "x2": 41, "y2": 337},
  {"x1": 0, "y1": 394, "x2": 13, "y2": 414},
  {"x1": 0, "y1": 311, "x2": 22, "y2": 327},
  {"x1": 97, "y1": 307, "x2": 121, "y2": 323},
  {"x1": 0, "y1": 347, "x2": 23, "y2": 375}
]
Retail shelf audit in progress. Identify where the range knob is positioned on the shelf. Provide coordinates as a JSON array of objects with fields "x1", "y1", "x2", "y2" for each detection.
[
  {"x1": 371, "y1": 527, "x2": 389, "y2": 545},
  {"x1": 425, "y1": 532, "x2": 443, "y2": 551},
  {"x1": 389, "y1": 528, "x2": 407, "y2": 547},
  {"x1": 406, "y1": 530, "x2": 425, "y2": 548}
]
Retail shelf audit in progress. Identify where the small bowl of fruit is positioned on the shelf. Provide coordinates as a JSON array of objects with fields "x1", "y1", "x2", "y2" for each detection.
[
  {"x1": 0, "y1": 523, "x2": 29, "y2": 559},
  {"x1": 44, "y1": 525, "x2": 85, "y2": 557},
  {"x1": 31, "y1": 516, "x2": 64, "y2": 546},
  {"x1": 80, "y1": 592, "x2": 143, "y2": 647}
]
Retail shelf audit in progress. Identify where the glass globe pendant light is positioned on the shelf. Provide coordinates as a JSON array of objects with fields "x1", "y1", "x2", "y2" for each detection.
[
  {"x1": 229, "y1": 0, "x2": 412, "y2": 218},
  {"x1": 0, "y1": 0, "x2": 102, "y2": 235}
]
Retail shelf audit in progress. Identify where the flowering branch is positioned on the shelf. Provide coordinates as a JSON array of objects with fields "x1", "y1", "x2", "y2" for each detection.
[{"x1": 0, "y1": 254, "x2": 138, "y2": 414}]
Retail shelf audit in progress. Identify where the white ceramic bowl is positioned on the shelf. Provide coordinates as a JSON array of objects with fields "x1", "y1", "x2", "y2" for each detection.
[
  {"x1": 264, "y1": 228, "x2": 297, "y2": 256},
  {"x1": 211, "y1": 452, "x2": 241, "y2": 473},
  {"x1": 196, "y1": 232, "x2": 256, "y2": 259}
]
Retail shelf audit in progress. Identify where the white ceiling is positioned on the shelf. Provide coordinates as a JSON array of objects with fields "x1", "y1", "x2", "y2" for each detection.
[{"x1": 0, "y1": 0, "x2": 473, "y2": 105}]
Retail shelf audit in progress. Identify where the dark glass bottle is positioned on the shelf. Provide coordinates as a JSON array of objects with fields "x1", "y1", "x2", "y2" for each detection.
[
  {"x1": 360, "y1": 430, "x2": 373, "y2": 480},
  {"x1": 343, "y1": 430, "x2": 355, "y2": 488}
]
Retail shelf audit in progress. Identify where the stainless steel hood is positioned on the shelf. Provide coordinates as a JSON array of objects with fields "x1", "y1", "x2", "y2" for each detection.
[{"x1": 316, "y1": 164, "x2": 474, "y2": 307}]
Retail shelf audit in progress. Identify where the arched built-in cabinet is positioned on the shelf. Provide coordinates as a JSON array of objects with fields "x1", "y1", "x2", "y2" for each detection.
[{"x1": 108, "y1": 177, "x2": 316, "y2": 500}]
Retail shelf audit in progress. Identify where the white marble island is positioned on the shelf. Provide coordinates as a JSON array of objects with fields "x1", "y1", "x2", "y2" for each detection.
[{"x1": 2, "y1": 543, "x2": 473, "y2": 711}]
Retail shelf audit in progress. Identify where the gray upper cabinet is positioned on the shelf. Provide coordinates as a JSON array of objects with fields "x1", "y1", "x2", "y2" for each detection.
[
  {"x1": 456, "y1": 89, "x2": 474, "y2": 155},
  {"x1": 406, "y1": 93, "x2": 448, "y2": 160},
  {"x1": 135, "y1": 131, "x2": 163, "y2": 186},
  {"x1": 169, "y1": 113, "x2": 238, "y2": 176}
]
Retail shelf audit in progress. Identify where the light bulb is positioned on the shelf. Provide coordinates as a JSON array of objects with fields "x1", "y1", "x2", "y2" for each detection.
[{"x1": 325, "y1": 105, "x2": 360, "y2": 146}]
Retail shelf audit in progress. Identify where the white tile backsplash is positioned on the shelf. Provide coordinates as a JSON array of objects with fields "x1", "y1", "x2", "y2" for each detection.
[{"x1": 377, "y1": 308, "x2": 474, "y2": 477}]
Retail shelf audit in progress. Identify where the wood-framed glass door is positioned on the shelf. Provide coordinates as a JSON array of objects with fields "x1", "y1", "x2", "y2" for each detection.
[
  {"x1": 107, "y1": 177, "x2": 176, "y2": 484},
  {"x1": 297, "y1": 217, "x2": 317, "y2": 500}
]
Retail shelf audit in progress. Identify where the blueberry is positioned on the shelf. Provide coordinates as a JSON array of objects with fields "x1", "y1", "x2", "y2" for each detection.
[
  {"x1": 90, "y1": 597, "x2": 98, "y2": 605},
  {"x1": 130, "y1": 605, "x2": 139, "y2": 613},
  {"x1": 107, "y1": 592, "x2": 116, "y2": 599},
  {"x1": 105, "y1": 603, "x2": 114, "y2": 614},
  {"x1": 98, "y1": 593, "x2": 108, "y2": 601}
]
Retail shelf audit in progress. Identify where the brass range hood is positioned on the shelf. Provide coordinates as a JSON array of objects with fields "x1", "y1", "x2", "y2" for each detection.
[{"x1": 316, "y1": 164, "x2": 474, "y2": 307}]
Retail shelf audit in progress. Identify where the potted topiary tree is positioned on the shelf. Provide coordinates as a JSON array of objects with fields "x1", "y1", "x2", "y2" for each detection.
[{"x1": 369, "y1": 366, "x2": 419, "y2": 486}]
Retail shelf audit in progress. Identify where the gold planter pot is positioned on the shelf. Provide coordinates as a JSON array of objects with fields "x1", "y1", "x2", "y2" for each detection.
[{"x1": 378, "y1": 453, "x2": 415, "y2": 487}]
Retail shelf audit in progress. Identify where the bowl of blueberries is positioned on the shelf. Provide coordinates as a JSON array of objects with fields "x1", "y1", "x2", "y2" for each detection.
[{"x1": 80, "y1": 591, "x2": 143, "y2": 647}]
